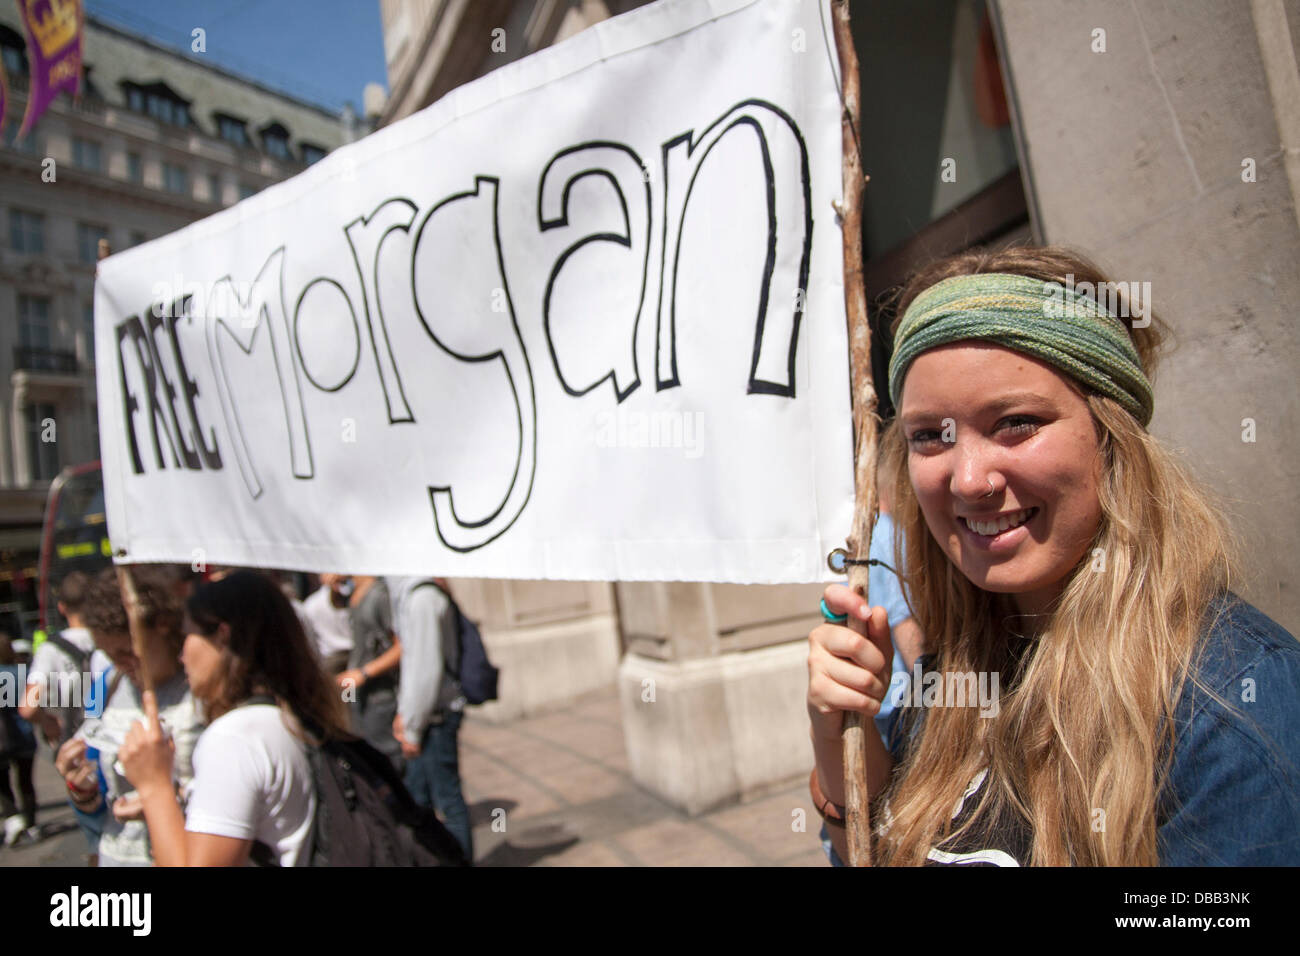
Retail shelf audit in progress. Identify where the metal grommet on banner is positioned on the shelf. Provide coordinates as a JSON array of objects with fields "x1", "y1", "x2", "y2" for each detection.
[
  {"x1": 827, "y1": 548, "x2": 899, "y2": 578},
  {"x1": 826, "y1": 547, "x2": 872, "y2": 574}
]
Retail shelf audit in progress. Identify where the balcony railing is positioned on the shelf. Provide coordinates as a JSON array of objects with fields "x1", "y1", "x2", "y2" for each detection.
[{"x1": 13, "y1": 346, "x2": 79, "y2": 374}]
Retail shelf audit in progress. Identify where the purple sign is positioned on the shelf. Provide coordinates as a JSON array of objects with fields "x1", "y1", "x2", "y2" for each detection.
[{"x1": 17, "y1": 0, "x2": 83, "y2": 137}]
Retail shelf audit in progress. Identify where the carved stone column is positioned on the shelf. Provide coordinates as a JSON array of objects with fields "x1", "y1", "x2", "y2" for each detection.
[
  {"x1": 616, "y1": 581, "x2": 825, "y2": 814},
  {"x1": 10, "y1": 381, "x2": 30, "y2": 487}
]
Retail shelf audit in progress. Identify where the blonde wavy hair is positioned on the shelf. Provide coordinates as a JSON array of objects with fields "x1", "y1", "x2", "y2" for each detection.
[{"x1": 875, "y1": 245, "x2": 1241, "y2": 866}]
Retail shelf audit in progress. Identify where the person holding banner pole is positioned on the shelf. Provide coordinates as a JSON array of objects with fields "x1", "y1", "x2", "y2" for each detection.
[
  {"x1": 56, "y1": 567, "x2": 202, "y2": 867},
  {"x1": 119, "y1": 571, "x2": 350, "y2": 866},
  {"x1": 808, "y1": 245, "x2": 1300, "y2": 865}
]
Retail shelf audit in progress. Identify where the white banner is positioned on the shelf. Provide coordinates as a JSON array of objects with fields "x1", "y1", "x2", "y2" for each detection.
[{"x1": 94, "y1": 0, "x2": 855, "y2": 584}]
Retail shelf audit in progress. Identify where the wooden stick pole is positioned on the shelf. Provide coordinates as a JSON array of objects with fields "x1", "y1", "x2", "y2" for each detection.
[
  {"x1": 831, "y1": 0, "x2": 880, "y2": 867},
  {"x1": 98, "y1": 236, "x2": 156, "y2": 695},
  {"x1": 115, "y1": 564, "x2": 155, "y2": 696}
]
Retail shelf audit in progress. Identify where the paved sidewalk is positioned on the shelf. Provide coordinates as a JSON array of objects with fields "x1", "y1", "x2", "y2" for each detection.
[
  {"x1": 0, "y1": 746, "x2": 93, "y2": 867},
  {"x1": 463, "y1": 685, "x2": 828, "y2": 866},
  {"x1": 4, "y1": 685, "x2": 830, "y2": 867}
]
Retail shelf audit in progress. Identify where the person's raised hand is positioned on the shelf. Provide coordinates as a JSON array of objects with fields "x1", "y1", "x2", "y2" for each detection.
[
  {"x1": 806, "y1": 583, "x2": 895, "y2": 741},
  {"x1": 118, "y1": 689, "x2": 174, "y2": 797}
]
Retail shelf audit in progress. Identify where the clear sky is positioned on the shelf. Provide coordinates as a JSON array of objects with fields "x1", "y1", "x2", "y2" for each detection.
[{"x1": 84, "y1": 0, "x2": 389, "y2": 114}]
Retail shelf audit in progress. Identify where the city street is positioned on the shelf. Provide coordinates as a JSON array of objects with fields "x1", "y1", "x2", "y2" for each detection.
[
  {"x1": 2, "y1": 0, "x2": 1294, "y2": 884},
  {"x1": 0, "y1": 750, "x2": 90, "y2": 867},
  {"x1": 3, "y1": 685, "x2": 828, "y2": 867}
]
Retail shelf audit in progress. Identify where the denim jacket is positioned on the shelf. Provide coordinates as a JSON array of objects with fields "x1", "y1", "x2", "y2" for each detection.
[
  {"x1": 823, "y1": 591, "x2": 1300, "y2": 866},
  {"x1": 1156, "y1": 592, "x2": 1300, "y2": 865}
]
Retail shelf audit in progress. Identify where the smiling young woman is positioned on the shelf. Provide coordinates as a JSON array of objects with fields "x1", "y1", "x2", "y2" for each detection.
[{"x1": 807, "y1": 245, "x2": 1300, "y2": 866}]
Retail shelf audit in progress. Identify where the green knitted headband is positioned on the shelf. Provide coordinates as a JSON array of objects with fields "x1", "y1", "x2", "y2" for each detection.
[{"x1": 887, "y1": 272, "x2": 1153, "y2": 426}]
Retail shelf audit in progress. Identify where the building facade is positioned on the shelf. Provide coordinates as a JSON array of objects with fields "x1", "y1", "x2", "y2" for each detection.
[
  {"x1": 0, "y1": 9, "x2": 352, "y2": 627},
  {"x1": 380, "y1": 0, "x2": 1300, "y2": 815}
]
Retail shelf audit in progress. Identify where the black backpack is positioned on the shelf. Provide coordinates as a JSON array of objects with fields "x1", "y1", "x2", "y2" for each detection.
[
  {"x1": 250, "y1": 703, "x2": 468, "y2": 867},
  {"x1": 41, "y1": 632, "x2": 94, "y2": 742}
]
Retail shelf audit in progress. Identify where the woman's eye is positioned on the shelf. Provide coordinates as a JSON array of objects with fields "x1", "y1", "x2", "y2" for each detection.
[
  {"x1": 907, "y1": 429, "x2": 942, "y2": 446},
  {"x1": 1000, "y1": 416, "x2": 1040, "y2": 436}
]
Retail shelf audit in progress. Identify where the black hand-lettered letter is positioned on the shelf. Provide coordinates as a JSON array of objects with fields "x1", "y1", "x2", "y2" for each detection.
[
  {"x1": 538, "y1": 142, "x2": 650, "y2": 402},
  {"x1": 658, "y1": 99, "x2": 813, "y2": 396},
  {"x1": 410, "y1": 177, "x2": 537, "y2": 553}
]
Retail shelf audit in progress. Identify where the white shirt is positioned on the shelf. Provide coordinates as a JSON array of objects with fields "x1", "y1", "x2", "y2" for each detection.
[
  {"x1": 26, "y1": 627, "x2": 110, "y2": 693},
  {"x1": 300, "y1": 587, "x2": 354, "y2": 659},
  {"x1": 184, "y1": 704, "x2": 316, "y2": 867},
  {"x1": 90, "y1": 673, "x2": 202, "y2": 867}
]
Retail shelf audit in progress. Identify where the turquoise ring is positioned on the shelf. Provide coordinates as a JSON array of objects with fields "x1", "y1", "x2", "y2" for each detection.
[{"x1": 820, "y1": 598, "x2": 848, "y2": 625}]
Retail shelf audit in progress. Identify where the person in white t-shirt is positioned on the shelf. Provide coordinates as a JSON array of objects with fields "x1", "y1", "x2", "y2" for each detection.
[
  {"x1": 300, "y1": 575, "x2": 355, "y2": 676},
  {"x1": 120, "y1": 571, "x2": 350, "y2": 866},
  {"x1": 20, "y1": 572, "x2": 110, "y2": 747},
  {"x1": 54, "y1": 566, "x2": 203, "y2": 866}
]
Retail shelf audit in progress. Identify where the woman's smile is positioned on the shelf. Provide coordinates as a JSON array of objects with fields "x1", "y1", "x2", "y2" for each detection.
[
  {"x1": 957, "y1": 505, "x2": 1041, "y2": 548},
  {"x1": 900, "y1": 342, "x2": 1103, "y2": 617}
]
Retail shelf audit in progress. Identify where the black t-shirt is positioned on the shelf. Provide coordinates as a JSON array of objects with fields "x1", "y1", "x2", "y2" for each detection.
[
  {"x1": 885, "y1": 659, "x2": 1031, "y2": 867},
  {"x1": 916, "y1": 768, "x2": 1031, "y2": 866}
]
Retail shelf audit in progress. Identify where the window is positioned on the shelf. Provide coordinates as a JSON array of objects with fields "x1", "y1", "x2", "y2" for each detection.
[
  {"x1": 2, "y1": 45, "x2": 22, "y2": 75},
  {"x1": 264, "y1": 134, "x2": 289, "y2": 159},
  {"x1": 3, "y1": 124, "x2": 37, "y2": 154},
  {"x1": 1, "y1": 33, "x2": 24, "y2": 75},
  {"x1": 72, "y1": 137, "x2": 103, "y2": 171},
  {"x1": 26, "y1": 402, "x2": 60, "y2": 482},
  {"x1": 301, "y1": 144, "x2": 327, "y2": 166},
  {"x1": 123, "y1": 82, "x2": 191, "y2": 128},
  {"x1": 77, "y1": 222, "x2": 107, "y2": 264},
  {"x1": 81, "y1": 67, "x2": 102, "y2": 102},
  {"x1": 216, "y1": 114, "x2": 249, "y2": 147},
  {"x1": 18, "y1": 295, "x2": 52, "y2": 350},
  {"x1": 163, "y1": 162, "x2": 188, "y2": 195},
  {"x1": 9, "y1": 209, "x2": 44, "y2": 253},
  {"x1": 126, "y1": 151, "x2": 142, "y2": 183},
  {"x1": 207, "y1": 173, "x2": 221, "y2": 203},
  {"x1": 261, "y1": 123, "x2": 291, "y2": 160},
  {"x1": 148, "y1": 95, "x2": 174, "y2": 124}
]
